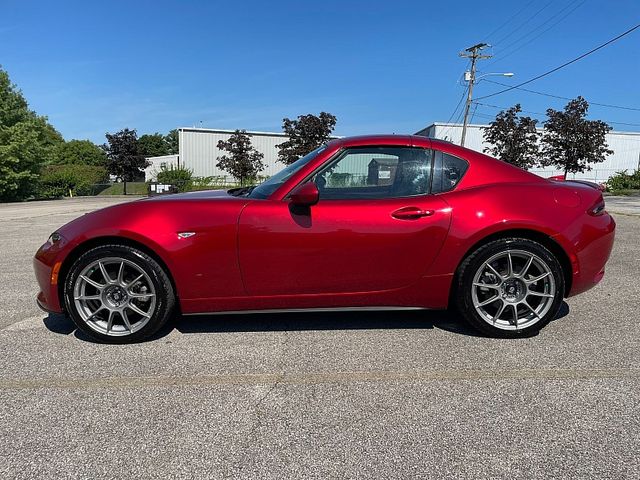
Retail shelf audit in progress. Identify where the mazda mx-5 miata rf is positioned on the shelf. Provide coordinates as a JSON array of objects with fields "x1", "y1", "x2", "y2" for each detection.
[{"x1": 34, "y1": 135, "x2": 615, "y2": 343}]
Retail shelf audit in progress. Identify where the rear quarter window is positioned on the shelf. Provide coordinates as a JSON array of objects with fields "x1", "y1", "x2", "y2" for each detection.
[{"x1": 431, "y1": 151, "x2": 469, "y2": 194}]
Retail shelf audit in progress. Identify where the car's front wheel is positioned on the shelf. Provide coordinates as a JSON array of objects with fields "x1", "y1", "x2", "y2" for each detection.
[
  {"x1": 455, "y1": 238, "x2": 565, "y2": 337},
  {"x1": 64, "y1": 244, "x2": 175, "y2": 343}
]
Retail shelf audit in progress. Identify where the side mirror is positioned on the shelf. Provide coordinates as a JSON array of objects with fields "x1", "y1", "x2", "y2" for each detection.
[{"x1": 289, "y1": 182, "x2": 319, "y2": 207}]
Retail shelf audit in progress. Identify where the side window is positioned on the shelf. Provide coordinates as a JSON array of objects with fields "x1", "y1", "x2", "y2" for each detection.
[
  {"x1": 313, "y1": 146, "x2": 433, "y2": 200},
  {"x1": 431, "y1": 151, "x2": 468, "y2": 194}
]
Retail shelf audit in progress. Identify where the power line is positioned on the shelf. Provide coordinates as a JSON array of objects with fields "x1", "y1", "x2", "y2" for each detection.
[
  {"x1": 475, "y1": 23, "x2": 640, "y2": 101},
  {"x1": 448, "y1": 110, "x2": 640, "y2": 139},
  {"x1": 446, "y1": 106, "x2": 470, "y2": 140},
  {"x1": 488, "y1": 0, "x2": 586, "y2": 67},
  {"x1": 482, "y1": 79, "x2": 640, "y2": 112},
  {"x1": 469, "y1": 103, "x2": 480, "y2": 124},
  {"x1": 482, "y1": 0, "x2": 536, "y2": 43},
  {"x1": 471, "y1": 112, "x2": 501, "y2": 121},
  {"x1": 473, "y1": 101, "x2": 640, "y2": 128},
  {"x1": 441, "y1": 86, "x2": 469, "y2": 140},
  {"x1": 492, "y1": 1, "x2": 554, "y2": 46},
  {"x1": 474, "y1": 102, "x2": 546, "y2": 116},
  {"x1": 445, "y1": 88, "x2": 468, "y2": 124}
]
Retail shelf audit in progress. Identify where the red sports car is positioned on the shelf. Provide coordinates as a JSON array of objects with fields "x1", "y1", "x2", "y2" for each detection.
[{"x1": 34, "y1": 135, "x2": 615, "y2": 343}]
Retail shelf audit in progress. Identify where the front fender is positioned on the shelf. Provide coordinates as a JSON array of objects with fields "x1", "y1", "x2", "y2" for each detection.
[{"x1": 51, "y1": 198, "x2": 246, "y2": 304}]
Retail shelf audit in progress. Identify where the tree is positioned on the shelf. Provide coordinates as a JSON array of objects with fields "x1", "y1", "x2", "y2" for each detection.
[
  {"x1": 157, "y1": 164, "x2": 193, "y2": 192},
  {"x1": 276, "y1": 112, "x2": 337, "y2": 165},
  {"x1": 540, "y1": 97, "x2": 612, "y2": 178},
  {"x1": 165, "y1": 129, "x2": 179, "y2": 155},
  {"x1": 137, "y1": 133, "x2": 170, "y2": 158},
  {"x1": 216, "y1": 130, "x2": 264, "y2": 186},
  {"x1": 0, "y1": 67, "x2": 63, "y2": 201},
  {"x1": 482, "y1": 104, "x2": 540, "y2": 170},
  {"x1": 52, "y1": 139, "x2": 107, "y2": 166},
  {"x1": 102, "y1": 128, "x2": 149, "y2": 194},
  {"x1": 38, "y1": 164, "x2": 109, "y2": 198}
]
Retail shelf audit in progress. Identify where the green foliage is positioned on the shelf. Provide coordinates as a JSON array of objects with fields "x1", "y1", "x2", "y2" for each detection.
[
  {"x1": 137, "y1": 133, "x2": 170, "y2": 157},
  {"x1": 0, "y1": 67, "x2": 63, "y2": 201},
  {"x1": 216, "y1": 130, "x2": 265, "y2": 186},
  {"x1": 52, "y1": 139, "x2": 106, "y2": 166},
  {"x1": 165, "y1": 129, "x2": 179, "y2": 155},
  {"x1": 482, "y1": 104, "x2": 540, "y2": 170},
  {"x1": 277, "y1": 112, "x2": 337, "y2": 165},
  {"x1": 606, "y1": 170, "x2": 640, "y2": 193},
  {"x1": 156, "y1": 164, "x2": 193, "y2": 192},
  {"x1": 190, "y1": 176, "x2": 215, "y2": 189},
  {"x1": 38, "y1": 164, "x2": 109, "y2": 198},
  {"x1": 102, "y1": 128, "x2": 149, "y2": 182},
  {"x1": 98, "y1": 182, "x2": 148, "y2": 195},
  {"x1": 540, "y1": 97, "x2": 613, "y2": 177}
]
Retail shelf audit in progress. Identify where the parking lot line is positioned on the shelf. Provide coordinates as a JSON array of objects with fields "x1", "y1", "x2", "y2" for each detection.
[{"x1": 2, "y1": 367, "x2": 638, "y2": 390}]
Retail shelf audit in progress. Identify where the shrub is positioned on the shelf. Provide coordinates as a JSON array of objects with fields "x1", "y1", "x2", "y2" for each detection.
[
  {"x1": 156, "y1": 164, "x2": 193, "y2": 192},
  {"x1": 606, "y1": 170, "x2": 640, "y2": 193},
  {"x1": 38, "y1": 164, "x2": 109, "y2": 198}
]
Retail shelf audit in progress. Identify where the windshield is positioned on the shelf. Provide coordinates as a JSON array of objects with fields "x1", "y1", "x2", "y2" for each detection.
[{"x1": 248, "y1": 146, "x2": 326, "y2": 199}]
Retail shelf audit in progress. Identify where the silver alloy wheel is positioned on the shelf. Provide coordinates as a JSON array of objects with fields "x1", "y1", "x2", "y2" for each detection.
[
  {"x1": 471, "y1": 249, "x2": 556, "y2": 331},
  {"x1": 73, "y1": 257, "x2": 157, "y2": 337}
]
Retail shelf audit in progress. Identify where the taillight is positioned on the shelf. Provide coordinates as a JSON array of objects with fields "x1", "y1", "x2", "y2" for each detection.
[{"x1": 589, "y1": 197, "x2": 606, "y2": 216}]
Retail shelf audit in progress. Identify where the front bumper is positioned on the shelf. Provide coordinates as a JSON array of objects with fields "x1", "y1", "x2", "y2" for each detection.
[{"x1": 33, "y1": 240, "x2": 67, "y2": 314}]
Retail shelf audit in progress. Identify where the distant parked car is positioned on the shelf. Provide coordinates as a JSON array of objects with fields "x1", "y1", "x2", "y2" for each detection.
[{"x1": 34, "y1": 135, "x2": 615, "y2": 343}]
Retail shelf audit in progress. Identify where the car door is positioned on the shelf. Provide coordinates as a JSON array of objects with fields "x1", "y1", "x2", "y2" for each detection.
[{"x1": 237, "y1": 145, "x2": 452, "y2": 296}]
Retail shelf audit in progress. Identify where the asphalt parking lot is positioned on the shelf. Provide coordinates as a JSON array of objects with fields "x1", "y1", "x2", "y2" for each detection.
[{"x1": 0, "y1": 196, "x2": 638, "y2": 479}]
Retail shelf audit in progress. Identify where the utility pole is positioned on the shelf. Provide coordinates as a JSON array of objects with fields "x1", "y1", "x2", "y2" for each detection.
[{"x1": 459, "y1": 43, "x2": 492, "y2": 147}]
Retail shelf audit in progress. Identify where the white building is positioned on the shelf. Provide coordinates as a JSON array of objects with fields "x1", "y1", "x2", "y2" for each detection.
[
  {"x1": 146, "y1": 124, "x2": 640, "y2": 184},
  {"x1": 416, "y1": 123, "x2": 640, "y2": 183},
  {"x1": 145, "y1": 128, "x2": 288, "y2": 182},
  {"x1": 145, "y1": 154, "x2": 179, "y2": 181}
]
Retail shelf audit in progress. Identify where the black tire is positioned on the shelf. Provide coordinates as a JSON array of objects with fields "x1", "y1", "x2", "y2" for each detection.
[
  {"x1": 454, "y1": 237, "x2": 564, "y2": 338},
  {"x1": 64, "y1": 244, "x2": 175, "y2": 343}
]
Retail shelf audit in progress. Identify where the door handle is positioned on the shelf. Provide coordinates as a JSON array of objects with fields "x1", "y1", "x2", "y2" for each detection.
[{"x1": 391, "y1": 207, "x2": 435, "y2": 220}]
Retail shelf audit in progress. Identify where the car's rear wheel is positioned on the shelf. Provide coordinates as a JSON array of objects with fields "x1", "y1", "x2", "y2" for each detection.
[
  {"x1": 455, "y1": 238, "x2": 564, "y2": 337},
  {"x1": 64, "y1": 244, "x2": 175, "y2": 343}
]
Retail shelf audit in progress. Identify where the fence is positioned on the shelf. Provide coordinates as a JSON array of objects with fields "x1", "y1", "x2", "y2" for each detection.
[
  {"x1": 73, "y1": 176, "x2": 268, "y2": 197},
  {"x1": 48, "y1": 168, "x2": 635, "y2": 199}
]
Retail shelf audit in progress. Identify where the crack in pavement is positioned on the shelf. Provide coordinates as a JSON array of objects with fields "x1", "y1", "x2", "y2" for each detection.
[
  {"x1": 228, "y1": 327, "x2": 291, "y2": 477},
  {"x1": 1, "y1": 367, "x2": 637, "y2": 390}
]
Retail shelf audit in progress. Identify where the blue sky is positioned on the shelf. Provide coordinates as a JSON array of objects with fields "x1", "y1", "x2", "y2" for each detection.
[{"x1": 2, "y1": 0, "x2": 639, "y2": 143}]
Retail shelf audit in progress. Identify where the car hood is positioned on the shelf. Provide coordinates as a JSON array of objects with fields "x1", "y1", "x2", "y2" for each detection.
[{"x1": 55, "y1": 189, "x2": 248, "y2": 242}]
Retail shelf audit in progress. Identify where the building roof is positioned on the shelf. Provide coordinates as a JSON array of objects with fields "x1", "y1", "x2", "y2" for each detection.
[{"x1": 178, "y1": 127, "x2": 288, "y2": 138}]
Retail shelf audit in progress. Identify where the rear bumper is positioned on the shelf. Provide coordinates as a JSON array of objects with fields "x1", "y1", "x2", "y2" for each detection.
[{"x1": 557, "y1": 213, "x2": 616, "y2": 297}]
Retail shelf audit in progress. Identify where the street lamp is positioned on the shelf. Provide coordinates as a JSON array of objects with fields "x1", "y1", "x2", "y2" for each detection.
[
  {"x1": 469, "y1": 71, "x2": 514, "y2": 81},
  {"x1": 460, "y1": 72, "x2": 514, "y2": 147}
]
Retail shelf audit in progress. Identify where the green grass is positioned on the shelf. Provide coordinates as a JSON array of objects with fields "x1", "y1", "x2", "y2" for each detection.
[{"x1": 98, "y1": 182, "x2": 148, "y2": 195}]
